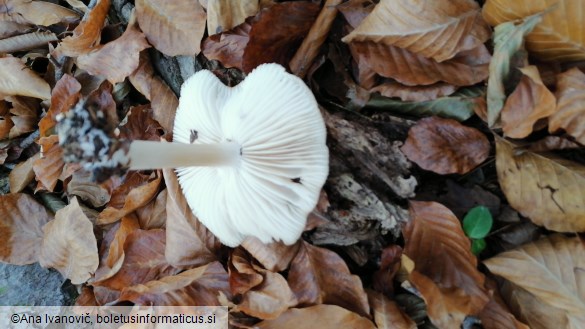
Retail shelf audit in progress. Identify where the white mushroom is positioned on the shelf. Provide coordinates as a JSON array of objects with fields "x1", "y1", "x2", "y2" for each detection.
[{"x1": 127, "y1": 63, "x2": 329, "y2": 247}]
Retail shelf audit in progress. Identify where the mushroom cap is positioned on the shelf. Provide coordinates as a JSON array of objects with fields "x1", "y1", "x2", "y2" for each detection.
[{"x1": 173, "y1": 63, "x2": 329, "y2": 247}]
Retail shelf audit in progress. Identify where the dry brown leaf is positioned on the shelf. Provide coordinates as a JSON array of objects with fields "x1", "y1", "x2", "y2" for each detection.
[
  {"x1": 3, "y1": 0, "x2": 79, "y2": 26},
  {"x1": 135, "y1": 188, "x2": 167, "y2": 229},
  {"x1": 202, "y1": 21, "x2": 251, "y2": 70},
  {"x1": 337, "y1": 0, "x2": 376, "y2": 30},
  {"x1": 75, "y1": 286, "x2": 99, "y2": 306},
  {"x1": 288, "y1": 241, "x2": 370, "y2": 317},
  {"x1": 484, "y1": 235, "x2": 585, "y2": 328},
  {"x1": 549, "y1": 68, "x2": 585, "y2": 144},
  {"x1": 66, "y1": 170, "x2": 111, "y2": 208},
  {"x1": 55, "y1": 0, "x2": 110, "y2": 57},
  {"x1": 255, "y1": 305, "x2": 376, "y2": 329},
  {"x1": 529, "y1": 136, "x2": 583, "y2": 153},
  {"x1": 0, "y1": 56, "x2": 50, "y2": 100},
  {"x1": 343, "y1": 0, "x2": 491, "y2": 62},
  {"x1": 404, "y1": 201, "x2": 489, "y2": 328},
  {"x1": 39, "y1": 74, "x2": 81, "y2": 137},
  {"x1": 9, "y1": 153, "x2": 38, "y2": 193},
  {"x1": 0, "y1": 193, "x2": 52, "y2": 265},
  {"x1": 234, "y1": 268, "x2": 298, "y2": 320},
  {"x1": 135, "y1": 0, "x2": 206, "y2": 56},
  {"x1": 0, "y1": 101, "x2": 12, "y2": 139},
  {"x1": 104, "y1": 215, "x2": 140, "y2": 270},
  {"x1": 350, "y1": 42, "x2": 490, "y2": 87},
  {"x1": 117, "y1": 261, "x2": 230, "y2": 306},
  {"x1": 501, "y1": 66, "x2": 556, "y2": 138},
  {"x1": 207, "y1": 0, "x2": 258, "y2": 35},
  {"x1": 129, "y1": 53, "x2": 179, "y2": 138},
  {"x1": 77, "y1": 17, "x2": 150, "y2": 84},
  {"x1": 8, "y1": 96, "x2": 38, "y2": 138},
  {"x1": 289, "y1": 0, "x2": 343, "y2": 78},
  {"x1": 479, "y1": 278, "x2": 530, "y2": 329},
  {"x1": 371, "y1": 81, "x2": 457, "y2": 102},
  {"x1": 33, "y1": 135, "x2": 65, "y2": 192},
  {"x1": 483, "y1": 0, "x2": 585, "y2": 61},
  {"x1": 39, "y1": 197, "x2": 99, "y2": 284},
  {"x1": 229, "y1": 248, "x2": 264, "y2": 295},
  {"x1": 401, "y1": 116, "x2": 490, "y2": 175},
  {"x1": 98, "y1": 171, "x2": 161, "y2": 225},
  {"x1": 0, "y1": 20, "x2": 31, "y2": 39},
  {"x1": 163, "y1": 168, "x2": 221, "y2": 267},
  {"x1": 241, "y1": 237, "x2": 300, "y2": 272},
  {"x1": 495, "y1": 136, "x2": 585, "y2": 232},
  {"x1": 242, "y1": 2, "x2": 320, "y2": 73},
  {"x1": 92, "y1": 229, "x2": 180, "y2": 298},
  {"x1": 0, "y1": 31, "x2": 58, "y2": 53},
  {"x1": 118, "y1": 105, "x2": 163, "y2": 142},
  {"x1": 368, "y1": 290, "x2": 416, "y2": 329}
]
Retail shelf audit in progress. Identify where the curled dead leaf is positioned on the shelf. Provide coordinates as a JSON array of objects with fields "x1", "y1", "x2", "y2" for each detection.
[
  {"x1": 255, "y1": 305, "x2": 376, "y2": 329},
  {"x1": 401, "y1": 116, "x2": 490, "y2": 175},
  {"x1": 549, "y1": 68, "x2": 585, "y2": 144},
  {"x1": 241, "y1": 237, "x2": 300, "y2": 272},
  {"x1": 368, "y1": 289, "x2": 416, "y2": 329},
  {"x1": 39, "y1": 74, "x2": 81, "y2": 137},
  {"x1": 33, "y1": 135, "x2": 65, "y2": 192},
  {"x1": 55, "y1": 0, "x2": 110, "y2": 57},
  {"x1": 0, "y1": 57, "x2": 50, "y2": 100}
]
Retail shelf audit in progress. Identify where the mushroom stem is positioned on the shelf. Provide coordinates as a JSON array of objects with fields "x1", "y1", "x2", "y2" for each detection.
[{"x1": 128, "y1": 140, "x2": 240, "y2": 170}]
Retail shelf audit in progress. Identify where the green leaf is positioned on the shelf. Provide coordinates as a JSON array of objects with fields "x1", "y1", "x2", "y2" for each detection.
[
  {"x1": 366, "y1": 86, "x2": 484, "y2": 122},
  {"x1": 471, "y1": 238, "x2": 486, "y2": 255},
  {"x1": 463, "y1": 206, "x2": 493, "y2": 239},
  {"x1": 487, "y1": 12, "x2": 543, "y2": 127}
]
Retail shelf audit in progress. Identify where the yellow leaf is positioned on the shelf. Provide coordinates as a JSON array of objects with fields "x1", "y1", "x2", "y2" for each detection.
[
  {"x1": 495, "y1": 136, "x2": 585, "y2": 232},
  {"x1": 483, "y1": 0, "x2": 585, "y2": 61}
]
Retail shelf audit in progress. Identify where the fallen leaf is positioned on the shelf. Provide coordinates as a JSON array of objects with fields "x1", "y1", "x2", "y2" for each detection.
[
  {"x1": 501, "y1": 66, "x2": 556, "y2": 138},
  {"x1": 134, "y1": 188, "x2": 167, "y2": 229},
  {"x1": 337, "y1": 0, "x2": 376, "y2": 30},
  {"x1": 343, "y1": 0, "x2": 490, "y2": 62},
  {"x1": 242, "y1": 2, "x2": 320, "y2": 72},
  {"x1": 401, "y1": 116, "x2": 490, "y2": 175},
  {"x1": 0, "y1": 31, "x2": 58, "y2": 53},
  {"x1": 118, "y1": 105, "x2": 163, "y2": 142},
  {"x1": 366, "y1": 87, "x2": 485, "y2": 122},
  {"x1": 39, "y1": 74, "x2": 81, "y2": 138},
  {"x1": 104, "y1": 215, "x2": 140, "y2": 270},
  {"x1": 404, "y1": 201, "x2": 489, "y2": 328},
  {"x1": 229, "y1": 248, "x2": 263, "y2": 295},
  {"x1": 349, "y1": 42, "x2": 490, "y2": 86},
  {"x1": 9, "y1": 153, "x2": 38, "y2": 193},
  {"x1": 0, "y1": 0, "x2": 79, "y2": 25},
  {"x1": 207, "y1": 0, "x2": 258, "y2": 35},
  {"x1": 75, "y1": 286, "x2": 99, "y2": 306},
  {"x1": 371, "y1": 81, "x2": 457, "y2": 103},
  {"x1": 479, "y1": 278, "x2": 530, "y2": 329},
  {"x1": 486, "y1": 13, "x2": 542, "y2": 127},
  {"x1": 33, "y1": 135, "x2": 65, "y2": 192},
  {"x1": 529, "y1": 136, "x2": 583, "y2": 153},
  {"x1": 98, "y1": 171, "x2": 162, "y2": 225},
  {"x1": 117, "y1": 261, "x2": 230, "y2": 306},
  {"x1": 77, "y1": 15, "x2": 150, "y2": 84},
  {"x1": 202, "y1": 21, "x2": 251, "y2": 70},
  {"x1": 0, "y1": 56, "x2": 50, "y2": 100},
  {"x1": 0, "y1": 193, "x2": 52, "y2": 265},
  {"x1": 8, "y1": 96, "x2": 38, "y2": 138},
  {"x1": 66, "y1": 170, "x2": 111, "y2": 208},
  {"x1": 288, "y1": 241, "x2": 370, "y2": 317},
  {"x1": 135, "y1": 0, "x2": 206, "y2": 56},
  {"x1": 495, "y1": 136, "x2": 585, "y2": 232},
  {"x1": 163, "y1": 168, "x2": 221, "y2": 268},
  {"x1": 255, "y1": 305, "x2": 376, "y2": 329},
  {"x1": 234, "y1": 268, "x2": 297, "y2": 320},
  {"x1": 129, "y1": 53, "x2": 179, "y2": 138},
  {"x1": 55, "y1": 0, "x2": 110, "y2": 57},
  {"x1": 372, "y1": 245, "x2": 402, "y2": 296},
  {"x1": 289, "y1": 0, "x2": 344, "y2": 78},
  {"x1": 368, "y1": 289, "x2": 416, "y2": 329},
  {"x1": 241, "y1": 237, "x2": 300, "y2": 272},
  {"x1": 92, "y1": 229, "x2": 180, "y2": 299},
  {"x1": 483, "y1": 0, "x2": 585, "y2": 61},
  {"x1": 39, "y1": 197, "x2": 99, "y2": 284},
  {"x1": 549, "y1": 68, "x2": 585, "y2": 144},
  {"x1": 0, "y1": 101, "x2": 12, "y2": 139},
  {"x1": 484, "y1": 235, "x2": 585, "y2": 328}
]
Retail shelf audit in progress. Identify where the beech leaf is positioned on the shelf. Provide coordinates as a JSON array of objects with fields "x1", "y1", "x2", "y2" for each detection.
[
  {"x1": 0, "y1": 57, "x2": 50, "y2": 100},
  {"x1": 255, "y1": 305, "x2": 376, "y2": 329},
  {"x1": 39, "y1": 197, "x2": 99, "y2": 284},
  {"x1": 495, "y1": 136, "x2": 585, "y2": 232},
  {"x1": 549, "y1": 68, "x2": 585, "y2": 144},
  {"x1": 207, "y1": 0, "x2": 258, "y2": 35},
  {"x1": 484, "y1": 235, "x2": 585, "y2": 328},
  {"x1": 55, "y1": 0, "x2": 110, "y2": 57},
  {"x1": 0, "y1": 193, "x2": 52, "y2": 265}
]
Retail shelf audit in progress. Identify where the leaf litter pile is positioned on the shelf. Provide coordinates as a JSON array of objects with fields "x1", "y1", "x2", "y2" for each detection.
[{"x1": 1, "y1": 0, "x2": 585, "y2": 328}]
